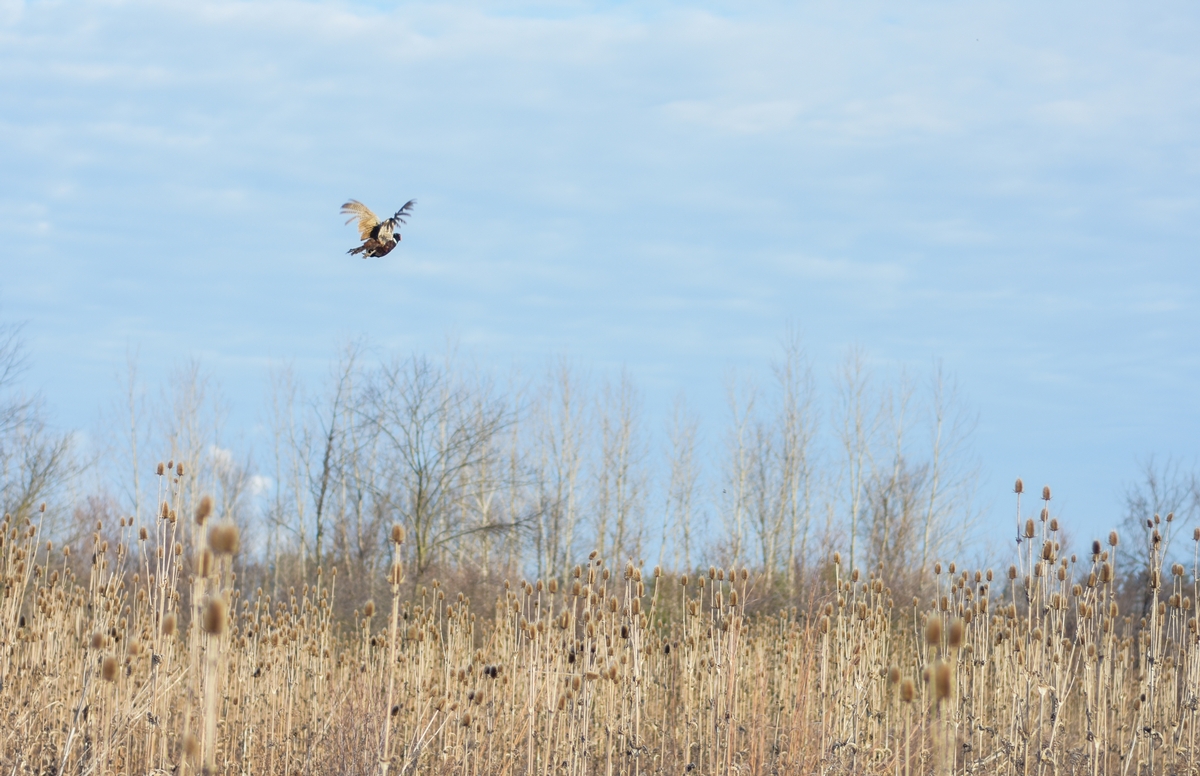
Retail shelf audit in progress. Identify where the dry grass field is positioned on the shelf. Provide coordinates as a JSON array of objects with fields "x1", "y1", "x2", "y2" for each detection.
[{"x1": 2, "y1": 485, "x2": 1199, "y2": 776}]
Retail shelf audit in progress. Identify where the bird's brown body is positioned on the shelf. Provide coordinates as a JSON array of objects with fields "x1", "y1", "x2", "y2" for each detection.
[{"x1": 341, "y1": 199, "x2": 415, "y2": 258}]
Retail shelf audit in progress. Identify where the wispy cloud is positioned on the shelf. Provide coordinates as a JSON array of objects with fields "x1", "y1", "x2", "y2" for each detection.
[{"x1": 0, "y1": 0, "x2": 1197, "y2": 540}]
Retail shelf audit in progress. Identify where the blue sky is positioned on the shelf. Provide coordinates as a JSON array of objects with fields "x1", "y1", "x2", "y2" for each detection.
[{"x1": 1, "y1": 0, "x2": 1198, "y2": 550}]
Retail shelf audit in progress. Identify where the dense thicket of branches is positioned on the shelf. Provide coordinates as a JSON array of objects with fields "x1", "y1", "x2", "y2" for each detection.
[
  {"x1": 63, "y1": 334, "x2": 989, "y2": 607},
  {"x1": 8, "y1": 324, "x2": 1194, "y2": 611}
]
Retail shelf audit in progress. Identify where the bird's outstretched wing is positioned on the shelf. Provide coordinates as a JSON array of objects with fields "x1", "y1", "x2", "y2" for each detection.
[
  {"x1": 341, "y1": 200, "x2": 380, "y2": 240},
  {"x1": 379, "y1": 199, "x2": 416, "y2": 233}
]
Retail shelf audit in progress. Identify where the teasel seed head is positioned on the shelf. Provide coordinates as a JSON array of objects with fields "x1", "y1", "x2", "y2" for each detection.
[
  {"x1": 934, "y1": 661, "x2": 952, "y2": 701},
  {"x1": 195, "y1": 496, "x2": 213, "y2": 525},
  {"x1": 948, "y1": 618, "x2": 964, "y2": 649},
  {"x1": 925, "y1": 616, "x2": 942, "y2": 647},
  {"x1": 101, "y1": 655, "x2": 118, "y2": 682},
  {"x1": 391, "y1": 524, "x2": 406, "y2": 545},
  {"x1": 1014, "y1": 478, "x2": 1024, "y2": 494},
  {"x1": 184, "y1": 734, "x2": 200, "y2": 758},
  {"x1": 176, "y1": 462, "x2": 184, "y2": 476},
  {"x1": 1025, "y1": 520, "x2": 1036, "y2": 539},
  {"x1": 90, "y1": 632, "x2": 106, "y2": 650},
  {"x1": 1108, "y1": 531, "x2": 1119, "y2": 547},
  {"x1": 156, "y1": 462, "x2": 165, "y2": 476},
  {"x1": 202, "y1": 598, "x2": 227, "y2": 635},
  {"x1": 364, "y1": 600, "x2": 375, "y2": 618},
  {"x1": 208, "y1": 523, "x2": 240, "y2": 555},
  {"x1": 1042, "y1": 485, "x2": 1051, "y2": 501},
  {"x1": 900, "y1": 678, "x2": 915, "y2": 703}
]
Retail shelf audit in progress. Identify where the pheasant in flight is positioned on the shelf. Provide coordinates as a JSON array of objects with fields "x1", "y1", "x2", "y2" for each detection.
[{"x1": 341, "y1": 199, "x2": 416, "y2": 258}]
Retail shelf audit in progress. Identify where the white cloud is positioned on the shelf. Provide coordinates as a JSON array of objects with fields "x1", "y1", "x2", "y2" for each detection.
[
  {"x1": 248, "y1": 474, "x2": 272, "y2": 497},
  {"x1": 0, "y1": 0, "x2": 22, "y2": 27},
  {"x1": 663, "y1": 99, "x2": 803, "y2": 135}
]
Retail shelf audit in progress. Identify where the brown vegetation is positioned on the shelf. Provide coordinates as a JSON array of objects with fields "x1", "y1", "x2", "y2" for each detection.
[{"x1": 2, "y1": 482, "x2": 1199, "y2": 776}]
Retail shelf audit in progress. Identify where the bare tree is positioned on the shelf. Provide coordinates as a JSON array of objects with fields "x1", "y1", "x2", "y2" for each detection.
[
  {"x1": 720, "y1": 375, "x2": 756, "y2": 567},
  {"x1": 592, "y1": 370, "x2": 647, "y2": 565},
  {"x1": 0, "y1": 323, "x2": 73, "y2": 525},
  {"x1": 532, "y1": 359, "x2": 587, "y2": 579},
  {"x1": 1120, "y1": 456, "x2": 1200, "y2": 616},
  {"x1": 834, "y1": 347, "x2": 878, "y2": 573},
  {"x1": 663, "y1": 393, "x2": 700, "y2": 573},
  {"x1": 365, "y1": 355, "x2": 514, "y2": 574},
  {"x1": 916, "y1": 363, "x2": 979, "y2": 578},
  {"x1": 773, "y1": 333, "x2": 817, "y2": 586}
]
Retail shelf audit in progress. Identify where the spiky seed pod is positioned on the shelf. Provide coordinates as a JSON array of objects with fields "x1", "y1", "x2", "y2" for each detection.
[
  {"x1": 888, "y1": 666, "x2": 901, "y2": 685},
  {"x1": 934, "y1": 661, "x2": 952, "y2": 701},
  {"x1": 138, "y1": 527, "x2": 148, "y2": 541},
  {"x1": 363, "y1": 600, "x2": 375, "y2": 618},
  {"x1": 163, "y1": 613, "x2": 177, "y2": 637},
  {"x1": 1025, "y1": 520, "x2": 1036, "y2": 539},
  {"x1": 1108, "y1": 531, "x2": 1119, "y2": 547},
  {"x1": 176, "y1": 462, "x2": 184, "y2": 476},
  {"x1": 184, "y1": 734, "x2": 200, "y2": 758},
  {"x1": 208, "y1": 523, "x2": 240, "y2": 555},
  {"x1": 926, "y1": 616, "x2": 942, "y2": 647},
  {"x1": 156, "y1": 462, "x2": 165, "y2": 476},
  {"x1": 548, "y1": 579, "x2": 558, "y2": 594},
  {"x1": 1173, "y1": 563, "x2": 1185, "y2": 577},
  {"x1": 833, "y1": 552, "x2": 841, "y2": 566},
  {"x1": 391, "y1": 524, "x2": 406, "y2": 545},
  {"x1": 101, "y1": 655, "x2": 118, "y2": 682},
  {"x1": 1100, "y1": 563, "x2": 1112, "y2": 583},
  {"x1": 1014, "y1": 478, "x2": 1024, "y2": 494},
  {"x1": 90, "y1": 632, "x2": 106, "y2": 650},
  {"x1": 948, "y1": 619, "x2": 964, "y2": 649},
  {"x1": 194, "y1": 495, "x2": 213, "y2": 525},
  {"x1": 935, "y1": 563, "x2": 942, "y2": 575},
  {"x1": 174, "y1": 542, "x2": 183, "y2": 557},
  {"x1": 900, "y1": 678, "x2": 915, "y2": 703},
  {"x1": 1042, "y1": 485, "x2": 1051, "y2": 501},
  {"x1": 202, "y1": 598, "x2": 227, "y2": 635}
]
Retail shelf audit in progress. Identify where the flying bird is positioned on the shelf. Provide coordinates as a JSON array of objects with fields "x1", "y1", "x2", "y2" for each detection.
[{"x1": 341, "y1": 199, "x2": 416, "y2": 258}]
